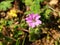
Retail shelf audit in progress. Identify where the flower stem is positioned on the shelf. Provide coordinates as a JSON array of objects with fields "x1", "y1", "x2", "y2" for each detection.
[{"x1": 22, "y1": 34, "x2": 27, "y2": 45}]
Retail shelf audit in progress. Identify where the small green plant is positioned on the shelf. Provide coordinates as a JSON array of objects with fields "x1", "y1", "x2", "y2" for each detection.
[
  {"x1": 0, "y1": 0, "x2": 60, "y2": 45},
  {"x1": 24, "y1": 0, "x2": 44, "y2": 14},
  {"x1": 0, "y1": 0, "x2": 14, "y2": 11}
]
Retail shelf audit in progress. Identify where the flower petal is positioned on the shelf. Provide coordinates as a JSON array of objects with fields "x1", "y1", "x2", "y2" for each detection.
[
  {"x1": 29, "y1": 13, "x2": 34, "y2": 19},
  {"x1": 35, "y1": 14, "x2": 41, "y2": 20},
  {"x1": 26, "y1": 20, "x2": 32, "y2": 23},
  {"x1": 26, "y1": 13, "x2": 42, "y2": 28},
  {"x1": 26, "y1": 17, "x2": 32, "y2": 20},
  {"x1": 29, "y1": 23, "x2": 35, "y2": 28},
  {"x1": 35, "y1": 20, "x2": 42, "y2": 26}
]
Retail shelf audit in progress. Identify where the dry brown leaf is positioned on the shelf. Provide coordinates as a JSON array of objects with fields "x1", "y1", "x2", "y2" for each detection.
[{"x1": 49, "y1": 0, "x2": 58, "y2": 5}]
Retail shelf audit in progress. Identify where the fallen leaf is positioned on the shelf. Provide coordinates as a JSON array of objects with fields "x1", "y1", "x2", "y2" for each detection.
[{"x1": 49, "y1": 0, "x2": 58, "y2": 5}]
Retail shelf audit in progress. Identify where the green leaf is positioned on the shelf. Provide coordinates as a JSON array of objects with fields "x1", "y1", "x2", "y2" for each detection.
[
  {"x1": 35, "y1": 28, "x2": 40, "y2": 34},
  {"x1": 18, "y1": 31, "x2": 24, "y2": 35},
  {"x1": 44, "y1": 9, "x2": 52, "y2": 19},
  {"x1": 5, "y1": 0, "x2": 14, "y2": 2},
  {"x1": 38, "y1": 0, "x2": 44, "y2": 2},
  {"x1": 34, "y1": 0, "x2": 44, "y2": 3},
  {"x1": 0, "y1": 1, "x2": 12, "y2": 11},
  {"x1": 29, "y1": 28, "x2": 36, "y2": 41},
  {"x1": 29, "y1": 28, "x2": 40, "y2": 42},
  {"x1": 30, "y1": 0, "x2": 41, "y2": 14},
  {"x1": 16, "y1": 38, "x2": 20, "y2": 45},
  {"x1": 29, "y1": 28, "x2": 35, "y2": 34},
  {"x1": 14, "y1": 30, "x2": 23, "y2": 38},
  {"x1": 25, "y1": 0, "x2": 33, "y2": 6},
  {"x1": 24, "y1": 11, "x2": 31, "y2": 15},
  {"x1": 0, "y1": 41, "x2": 3, "y2": 45},
  {"x1": 0, "y1": 26, "x2": 3, "y2": 32},
  {"x1": 29, "y1": 33, "x2": 38, "y2": 42},
  {"x1": 6, "y1": 20, "x2": 12, "y2": 26},
  {"x1": 55, "y1": 41, "x2": 58, "y2": 45},
  {"x1": 20, "y1": 19, "x2": 27, "y2": 28}
]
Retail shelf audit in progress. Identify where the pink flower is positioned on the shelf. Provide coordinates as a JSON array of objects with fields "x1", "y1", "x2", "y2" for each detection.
[{"x1": 26, "y1": 13, "x2": 42, "y2": 28}]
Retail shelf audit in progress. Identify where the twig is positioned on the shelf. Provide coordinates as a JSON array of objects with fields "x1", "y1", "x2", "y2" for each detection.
[
  {"x1": 48, "y1": 5, "x2": 59, "y2": 14},
  {"x1": 48, "y1": 6, "x2": 56, "y2": 12},
  {"x1": 5, "y1": 36, "x2": 16, "y2": 41},
  {"x1": 48, "y1": 30, "x2": 58, "y2": 41},
  {"x1": 21, "y1": 28, "x2": 29, "y2": 33},
  {"x1": 48, "y1": 5, "x2": 60, "y2": 17},
  {"x1": 18, "y1": 28, "x2": 29, "y2": 33}
]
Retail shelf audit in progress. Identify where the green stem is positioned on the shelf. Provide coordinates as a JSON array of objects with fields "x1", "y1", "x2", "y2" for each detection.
[
  {"x1": 22, "y1": 34, "x2": 27, "y2": 45},
  {"x1": 55, "y1": 41, "x2": 58, "y2": 45}
]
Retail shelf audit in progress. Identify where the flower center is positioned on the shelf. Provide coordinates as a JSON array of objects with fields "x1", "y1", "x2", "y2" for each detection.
[{"x1": 32, "y1": 19, "x2": 36, "y2": 22}]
